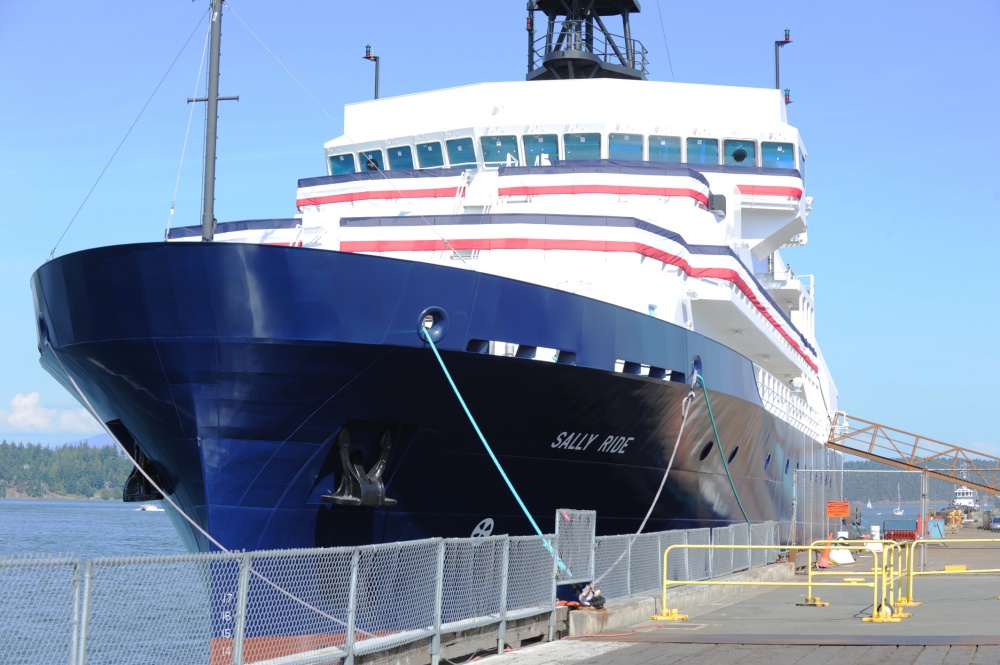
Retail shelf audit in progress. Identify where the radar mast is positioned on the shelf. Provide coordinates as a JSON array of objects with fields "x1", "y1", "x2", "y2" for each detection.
[{"x1": 526, "y1": 0, "x2": 647, "y2": 81}]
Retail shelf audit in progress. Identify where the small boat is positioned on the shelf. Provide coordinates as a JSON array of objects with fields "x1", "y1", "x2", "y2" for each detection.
[
  {"x1": 866, "y1": 499, "x2": 872, "y2": 509},
  {"x1": 139, "y1": 503, "x2": 164, "y2": 512},
  {"x1": 892, "y1": 484, "x2": 904, "y2": 516}
]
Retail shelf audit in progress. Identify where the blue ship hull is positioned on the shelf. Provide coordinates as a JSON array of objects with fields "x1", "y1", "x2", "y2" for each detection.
[{"x1": 32, "y1": 242, "x2": 822, "y2": 553}]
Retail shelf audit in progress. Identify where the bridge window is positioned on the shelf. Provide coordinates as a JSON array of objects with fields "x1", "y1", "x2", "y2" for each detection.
[
  {"x1": 524, "y1": 134, "x2": 559, "y2": 166},
  {"x1": 609, "y1": 133, "x2": 643, "y2": 161},
  {"x1": 358, "y1": 150, "x2": 384, "y2": 171},
  {"x1": 387, "y1": 146, "x2": 414, "y2": 170},
  {"x1": 724, "y1": 139, "x2": 756, "y2": 167},
  {"x1": 480, "y1": 135, "x2": 521, "y2": 167},
  {"x1": 416, "y1": 141, "x2": 445, "y2": 168},
  {"x1": 564, "y1": 133, "x2": 601, "y2": 160},
  {"x1": 762, "y1": 141, "x2": 795, "y2": 169},
  {"x1": 686, "y1": 138, "x2": 719, "y2": 165},
  {"x1": 446, "y1": 137, "x2": 477, "y2": 167},
  {"x1": 329, "y1": 153, "x2": 356, "y2": 175},
  {"x1": 648, "y1": 135, "x2": 681, "y2": 163}
]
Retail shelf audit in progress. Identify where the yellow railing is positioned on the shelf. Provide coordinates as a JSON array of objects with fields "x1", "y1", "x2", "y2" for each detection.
[
  {"x1": 652, "y1": 541, "x2": 910, "y2": 623},
  {"x1": 899, "y1": 537, "x2": 1000, "y2": 606}
]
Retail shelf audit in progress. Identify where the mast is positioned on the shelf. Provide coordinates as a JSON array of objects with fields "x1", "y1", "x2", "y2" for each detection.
[
  {"x1": 526, "y1": 0, "x2": 647, "y2": 81},
  {"x1": 201, "y1": 0, "x2": 223, "y2": 242}
]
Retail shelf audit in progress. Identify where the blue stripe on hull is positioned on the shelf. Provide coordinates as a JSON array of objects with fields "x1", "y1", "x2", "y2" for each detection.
[{"x1": 32, "y1": 243, "x2": 823, "y2": 553}]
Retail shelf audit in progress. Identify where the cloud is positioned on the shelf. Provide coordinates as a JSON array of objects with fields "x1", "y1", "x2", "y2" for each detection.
[{"x1": 0, "y1": 392, "x2": 98, "y2": 434}]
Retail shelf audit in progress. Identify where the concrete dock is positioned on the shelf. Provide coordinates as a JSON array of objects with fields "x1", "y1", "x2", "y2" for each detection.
[{"x1": 481, "y1": 535, "x2": 1000, "y2": 665}]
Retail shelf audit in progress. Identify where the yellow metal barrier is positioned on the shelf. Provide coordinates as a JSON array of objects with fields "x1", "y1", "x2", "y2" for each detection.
[
  {"x1": 651, "y1": 541, "x2": 905, "y2": 623},
  {"x1": 900, "y1": 537, "x2": 1000, "y2": 607},
  {"x1": 806, "y1": 538, "x2": 914, "y2": 620}
]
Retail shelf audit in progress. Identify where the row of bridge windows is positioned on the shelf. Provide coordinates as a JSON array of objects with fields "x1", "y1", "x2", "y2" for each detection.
[{"x1": 328, "y1": 134, "x2": 797, "y2": 175}]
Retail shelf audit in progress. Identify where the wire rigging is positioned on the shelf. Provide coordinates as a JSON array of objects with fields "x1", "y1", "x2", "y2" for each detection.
[
  {"x1": 654, "y1": 0, "x2": 676, "y2": 81},
  {"x1": 165, "y1": 13, "x2": 213, "y2": 239},
  {"x1": 221, "y1": 1, "x2": 474, "y2": 270},
  {"x1": 47, "y1": 8, "x2": 210, "y2": 261}
]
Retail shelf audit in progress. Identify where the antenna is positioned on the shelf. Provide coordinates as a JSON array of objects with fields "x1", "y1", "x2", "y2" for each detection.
[{"x1": 526, "y1": 0, "x2": 646, "y2": 81}]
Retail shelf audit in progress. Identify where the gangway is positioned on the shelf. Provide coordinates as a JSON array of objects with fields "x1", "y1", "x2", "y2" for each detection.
[{"x1": 827, "y1": 412, "x2": 1000, "y2": 498}]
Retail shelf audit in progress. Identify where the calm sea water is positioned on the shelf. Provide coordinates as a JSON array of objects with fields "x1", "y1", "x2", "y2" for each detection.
[
  {"x1": 1, "y1": 499, "x2": 186, "y2": 558},
  {"x1": 2, "y1": 501, "x2": 214, "y2": 664}
]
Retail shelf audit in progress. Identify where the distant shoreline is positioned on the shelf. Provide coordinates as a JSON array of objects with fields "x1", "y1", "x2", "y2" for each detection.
[{"x1": 2, "y1": 491, "x2": 120, "y2": 501}]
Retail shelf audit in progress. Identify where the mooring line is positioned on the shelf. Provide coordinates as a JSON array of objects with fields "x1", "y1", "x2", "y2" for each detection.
[
  {"x1": 422, "y1": 330, "x2": 569, "y2": 573},
  {"x1": 695, "y1": 371, "x2": 751, "y2": 524},
  {"x1": 47, "y1": 350, "x2": 372, "y2": 637}
]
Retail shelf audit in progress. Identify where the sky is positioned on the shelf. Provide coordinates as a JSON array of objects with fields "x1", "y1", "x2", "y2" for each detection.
[{"x1": 0, "y1": 1, "x2": 998, "y2": 453}]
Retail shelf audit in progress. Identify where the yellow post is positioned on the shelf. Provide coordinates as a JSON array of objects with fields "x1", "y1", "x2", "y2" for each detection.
[
  {"x1": 896, "y1": 541, "x2": 922, "y2": 607},
  {"x1": 651, "y1": 544, "x2": 688, "y2": 621}
]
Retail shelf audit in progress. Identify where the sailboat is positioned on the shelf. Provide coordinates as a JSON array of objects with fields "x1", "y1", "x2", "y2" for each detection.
[
  {"x1": 866, "y1": 499, "x2": 872, "y2": 509},
  {"x1": 892, "y1": 484, "x2": 904, "y2": 515}
]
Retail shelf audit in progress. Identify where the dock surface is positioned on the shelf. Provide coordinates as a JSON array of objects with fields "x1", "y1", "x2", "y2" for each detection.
[{"x1": 484, "y1": 539, "x2": 1000, "y2": 665}]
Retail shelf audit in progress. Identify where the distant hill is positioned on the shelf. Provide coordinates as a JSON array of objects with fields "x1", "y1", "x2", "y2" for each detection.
[
  {"x1": 62, "y1": 432, "x2": 115, "y2": 447},
  {"x1": 0, "y1": 439, "x2": 132, "y2": 500}
]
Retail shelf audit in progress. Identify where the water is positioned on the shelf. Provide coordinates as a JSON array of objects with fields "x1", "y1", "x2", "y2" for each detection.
[
  {"x1": 1, "y1": 500, "x2": 214, "y2": 664},
  {"x1": 1, "y1": 499, "x2": 186, "y2": 558}
]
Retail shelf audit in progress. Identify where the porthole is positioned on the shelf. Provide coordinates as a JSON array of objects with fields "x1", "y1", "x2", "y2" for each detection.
[
  {"x1": 727, "y1": 446, "x2": 739, "y2": 464},
  {"x1": 698, "y1": 440, "x2": 714, "y2": 462},
  {"x1": 764, "y1": 453, "x2": 772, "y2": 472}
]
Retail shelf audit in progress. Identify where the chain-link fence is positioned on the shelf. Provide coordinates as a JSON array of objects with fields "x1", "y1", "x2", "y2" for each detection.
[
  {"x1": 2, "y1": 517, "x2": 783, "y2": 664},
  {"x1": 795, "y1": 469, "x2": 928, "y2": 546}
]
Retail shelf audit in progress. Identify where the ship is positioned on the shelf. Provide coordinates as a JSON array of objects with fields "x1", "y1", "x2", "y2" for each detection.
[{"x1": 31, "y1": 0, "x2": 840, "y2": 555}]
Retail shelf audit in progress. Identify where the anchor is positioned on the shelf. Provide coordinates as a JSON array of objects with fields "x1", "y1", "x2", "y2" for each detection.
[{"x1": 322, "y1": 428, "x2": 397, "y2": 507}]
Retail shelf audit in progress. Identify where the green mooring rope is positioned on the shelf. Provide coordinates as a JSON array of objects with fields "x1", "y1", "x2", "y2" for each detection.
[
  {"x1": 697, "y1": 374, "x2": 751, "y2": 525},
  {"x1": 422, "y1": 330, "x2": 569, "y2": 574}
]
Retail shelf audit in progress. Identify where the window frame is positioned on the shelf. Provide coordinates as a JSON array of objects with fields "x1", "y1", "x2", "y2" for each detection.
[
  {"x1": 328, "y1": 153, "x2": 356, "y2": 175},
  {"x1": 416, "y1": 141, "x2": 445, "y2": 169},
  {"x1": 446, "y1": 137, "x2": 477, "y2": 168},
  {"x1": 563, "y1": 132, "x2": 602, "y2": 161}
]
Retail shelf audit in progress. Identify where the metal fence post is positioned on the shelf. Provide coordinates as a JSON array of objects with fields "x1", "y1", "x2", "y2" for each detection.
[
  {"x1": 68, "y1": 559, "x2": 81, "y2": 665},
  {"x1": 75, "y1": 559, "x2": 94, "y2": 665},
  {"x1": 657, "y1": 533, "x2": 663, "y2": 593},
  {"x1": 497, "y1": 536, "x2": 510, "y2": 655},
  {"x1": 231, "y1": 552, "x2": 252, "y2": 665},
  {"x1": 790, "y1": 469, "x2": 798, "y2": 546},
  {"x1": 626, "y1": 537, "x2": 632, "y2": 598},
  {"x1": 430, "y1": 540, "x2": 445, "y2": 665},
  {"x1": 682, "y1": 530, "x2": 690, "y2": 581},
  {"x1": 344, "y1": 548, "x2": 360, "y2": 665},
  {"x1": 547, "y1": 535, "x2": 558, "y2": 641}
]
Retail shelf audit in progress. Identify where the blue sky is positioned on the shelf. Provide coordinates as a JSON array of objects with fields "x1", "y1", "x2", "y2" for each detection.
[{"x1": 1, "y1": 1, "x2": 997, "y2": 454}]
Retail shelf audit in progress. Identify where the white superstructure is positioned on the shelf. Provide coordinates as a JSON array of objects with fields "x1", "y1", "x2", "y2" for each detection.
[{"x1": 186, "y1": 78, "x2": 837, "y2": 442}]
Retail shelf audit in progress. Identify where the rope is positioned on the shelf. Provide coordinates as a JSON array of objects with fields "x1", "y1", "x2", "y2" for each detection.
[
  {"x1": 421, "y1": 330, "x2": 567, "y2": 572},
  {"x1": 46, "y1": 350, "x2": 372, "y2": 637},
  {"x1": 694, "y1": 371, "x2": 751, "y2": 524},
  {"x1": 593, "y1": 389, "x2": 696, "y2": 585}
]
